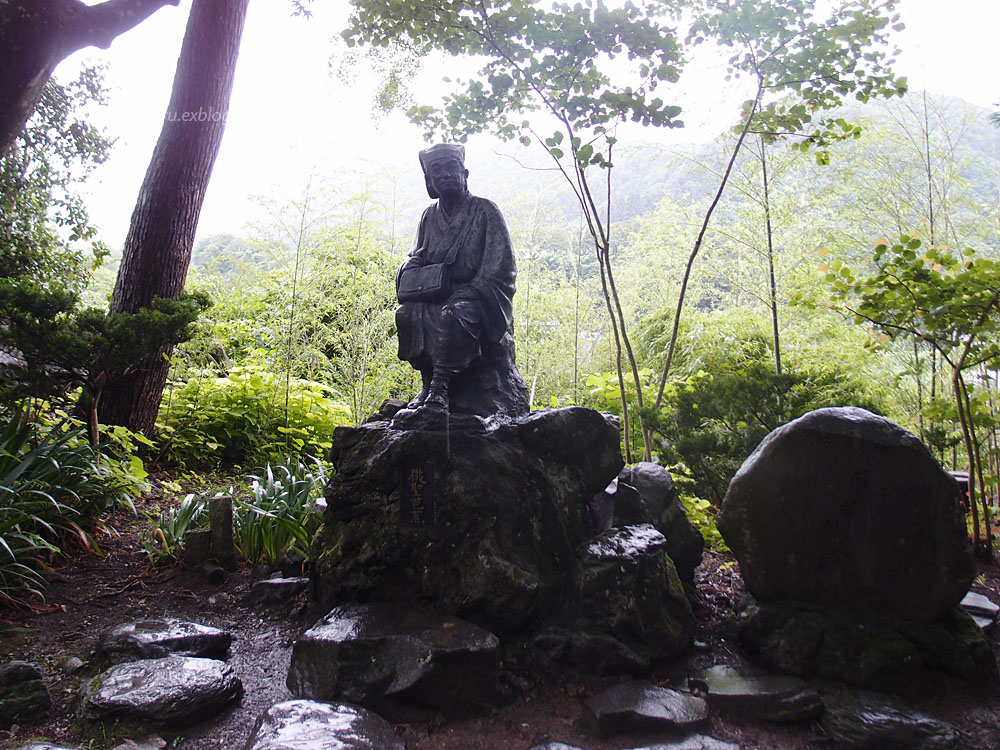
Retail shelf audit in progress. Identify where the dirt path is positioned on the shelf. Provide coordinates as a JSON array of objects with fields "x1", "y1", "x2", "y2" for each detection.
[{"x1": 3, "y1": 539, "x2": 999, "y2": 749}]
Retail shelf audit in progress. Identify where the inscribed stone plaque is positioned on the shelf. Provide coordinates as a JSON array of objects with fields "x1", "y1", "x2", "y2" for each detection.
[{"x1": 401, "y1": 462, "x2": 435, "y2": 527}]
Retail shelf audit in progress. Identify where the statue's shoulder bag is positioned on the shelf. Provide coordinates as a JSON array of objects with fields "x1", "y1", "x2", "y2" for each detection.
[{"x1": 398, "y1": 262, "x2": 448, "y2": 302}]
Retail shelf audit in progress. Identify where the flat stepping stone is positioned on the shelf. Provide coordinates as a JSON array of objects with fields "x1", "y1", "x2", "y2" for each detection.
[
  {"x1": 821, "y1": 689, "x2": 957, "y2": 748},
  {"x1": 625, "y1": 738, "x2": 739, "y2": 750},
  {"x1": 689, "y1": 664, "x2": 823, "y2": 722},
  {"x1": 582, "y1": 679, "x2": 707, "y2": 737},
  {"x1": 287, "y1": 602, "x2": 501, "y2": 716},
  {"x1": 98, "y1": 618, "x2": 232, "y2": 662},
  {"x1": 245, "y1": 699, "x2": 404, "y2": 750},
  {"x1": 82, "y1": 655, "x2": 242, "y2": 725},
  {"x1": 0, "y1": 662, "x2": 51, "y2": 729},
  {"x1": 529, "y1": 744, "x2": 584, "y2": 750}
]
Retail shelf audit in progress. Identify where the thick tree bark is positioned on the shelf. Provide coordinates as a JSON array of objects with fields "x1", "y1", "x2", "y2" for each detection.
[
  {"x1": 100, "y1": 0, "x2": 250, "y2": 434},
  {"x1": 0, "y1": 0, "x2": 179, "y2": 158}
]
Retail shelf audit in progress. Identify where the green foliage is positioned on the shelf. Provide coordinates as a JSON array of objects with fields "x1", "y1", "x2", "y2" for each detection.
[
  {"x1": 830, "y1": 236, "x2": 1000, "y2": 367},
  {"x1": 139, "y1": 492, "x2": 210, "y2": 565},
  {"x1": 680, "y1": 494, "x2": 727, "y2": 552},
  {"x1": 345, "y1": 0, "x2": 685, "y2": 146},
  {"x1": 689, "y1": 0, "x2": 907, "y2": 157},
  {"x1": 157, "y1": 365, "x2": 352, "y2": 469},
  {"x1": 1, "y1": 66, "x2": 113, "y2": 289},
  {"x1": 234, "y1": 457, "x2": 327, "y2": 567},
  {"x1": 0, "y1": 280, "x2": 211, "y2": 442},
  {"x1": 0, "y1": 403, "x2": 149, "y2": 604}
]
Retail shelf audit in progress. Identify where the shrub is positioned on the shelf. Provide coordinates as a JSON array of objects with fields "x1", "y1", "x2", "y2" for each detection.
[{"x1": 157, "y1": 365, "x2": 352, "y2": 469}]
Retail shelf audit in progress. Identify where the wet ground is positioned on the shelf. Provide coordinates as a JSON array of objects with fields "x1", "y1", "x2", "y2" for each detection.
[{"x1": 3, "y1": 533, "x2": 1000, "y2": 749}]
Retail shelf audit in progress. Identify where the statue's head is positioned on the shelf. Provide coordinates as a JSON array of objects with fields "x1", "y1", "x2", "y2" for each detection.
[{"x1": 419, "y1": 143, "x2": 468, "y2": 200}]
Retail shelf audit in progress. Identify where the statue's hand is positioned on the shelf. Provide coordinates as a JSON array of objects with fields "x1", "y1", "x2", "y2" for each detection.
[{"x1": 446, "y1": 288, "x2": 478, "y2": 304}]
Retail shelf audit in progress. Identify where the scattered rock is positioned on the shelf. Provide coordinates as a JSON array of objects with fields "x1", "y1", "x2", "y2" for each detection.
[
  {"x1": 581, "y1": 680, "x2": 707, "y2": 737},
  {"x1": 688, "y1": 664, "x2": 822, "y2": 722},
  {"x1": 244, "y1": 699, "x2": 404, "y2": 750},
  {"x1": 576, "y1": 524, "x2": 695, "y2": 665},
  {"x1": 618, "y1": 462, "x2": 704, "y2": 586},
  {"x1": 243, "y1": 577, "x2": 310, "y2": 607},
  {"x1": 739, "y1": 600, "x2": 998, "y2": 689},
  {"x1": 961, "y1": 591, "x2": 998, "y2": 633},
  {"x1": 202, "y1": 562, "x2": 227, "y2": 584},
  {"x1": 10, "y1": 744, "x2": 82, "y2": 750},
  {"x1": 530, "y1": 628, "x2": 649, "y2": 675},
  {"x1": 110, "y1": 736, "x2": 166, "y2": 750},
  {"x1": 717, "y1": 407, "x2": 975, "y2": 622},
  {"x1": 312, "y1": 407, "x2": 624, "y2": 636},
  {"x1": 59, "y1": 656, "x2": 85, "y2": 676},
  {"x1": 278, "y1": 551, "x2": 306, "y2": 578},
  {"x1": 630, "y1": 734, "x2": 740, "y2": 750},
  {"x1": 98, "y1": 618, "x2": 232, "y2": 662},
  {"x1": 820, "y1": 689, "x2": 958, "y2": 748},
  {"x1": 0, "y1": 661, "x2": 51, "y2": 729},
  {"x1": 287, "y1": 602, "x2": 501, "y2": 716},
  {"x1": 82, "y1": 655, "x2": 242, "y2": 725},
  {"x1": 528, "y1": 743, "x2": 585, "y2": 750},
  {"x1": 624, "y1": 738, "x2": 739, "y2": 750}
]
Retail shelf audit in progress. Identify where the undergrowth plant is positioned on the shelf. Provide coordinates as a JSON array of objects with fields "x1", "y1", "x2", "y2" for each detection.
[
  {"x1": 235, "y1": 456, "x2": 326, "y2": 568},
  {"x1": 157, "y1": 365, "x2": 352, "y2": 469},
  {"x1": 0, "y1": 403, "x2": 149, "y2": 605},
  {"x1": 140, "y1": 457, "x2": 327, "y2": 569}
]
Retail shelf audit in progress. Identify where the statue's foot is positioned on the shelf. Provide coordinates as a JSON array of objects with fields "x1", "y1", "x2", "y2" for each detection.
[
  {"x1": 423, "y1": 386, "x2": 449, "y2": 411},
  {"x1": 407, "y1": 387, "x2": 429, "y2": 409}
]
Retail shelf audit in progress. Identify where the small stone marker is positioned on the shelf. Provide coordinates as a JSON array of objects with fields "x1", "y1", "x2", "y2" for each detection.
[
  {"x1": 98, "y1": 618, "x2": 232, "y2": 662},
  {"x1": 820, "y1": 689, "x2": 957, "y2": 749},
  {"x1": 401, "y1": 461, "x2": 435, "y2": 527},
  {"x1": 82, "y1": 655, "x2": 242, "y2": 725},
  {"x1": 688, "y1": 664, "x2": 822, "y2": 722},
  {"x1": 581, "y1": 679, "x2": 708, "y2": 737},
  {"x1": 184, "y1": 528, "x2": 212, "y2": 564},
  {"x1": 209, "y1": 494, "x2": 237, "y2": 571},
  {"x1": 244, "y1": 699, "x2": 404, "y2": 750}
]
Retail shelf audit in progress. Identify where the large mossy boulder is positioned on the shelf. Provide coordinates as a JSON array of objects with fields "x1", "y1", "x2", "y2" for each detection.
[
  {"x1": 717, "y1": 407, "x2": 974, "y2": 622},
  {"x1": 311, "y1": 407, "x2": 623, "y2": 634}
]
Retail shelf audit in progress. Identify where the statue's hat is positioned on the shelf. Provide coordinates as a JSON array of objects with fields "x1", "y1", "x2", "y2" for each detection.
[{"x1": 419, "y1": 144, "x2": 465, "y2": 198}]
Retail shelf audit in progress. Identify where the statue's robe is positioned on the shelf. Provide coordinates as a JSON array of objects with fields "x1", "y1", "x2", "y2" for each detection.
[{"x1": 395, "y1": 195, "x2": 516, "y2": 375}]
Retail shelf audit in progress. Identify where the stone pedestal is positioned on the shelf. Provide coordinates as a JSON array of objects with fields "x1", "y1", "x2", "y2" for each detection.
[{"x1": 310, "y1": 406, "x2": 695, "y2": 666}]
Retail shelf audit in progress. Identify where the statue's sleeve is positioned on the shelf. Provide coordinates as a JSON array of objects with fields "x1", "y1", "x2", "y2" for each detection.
[
  {"x1": 396, "y1": 206, "x2": 433, "y2": 290},
  {"x1": 468, "y1": 199, "x2": 516, "y2": 344}
]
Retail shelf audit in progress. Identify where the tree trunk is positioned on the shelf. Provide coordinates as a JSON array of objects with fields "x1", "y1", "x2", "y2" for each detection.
[
  {"x1": 0, "y1": 0, "x2": 179, "y2": 158},
  {"x1": 100, "y1": 0, "x2": 249, "y2": 435}
]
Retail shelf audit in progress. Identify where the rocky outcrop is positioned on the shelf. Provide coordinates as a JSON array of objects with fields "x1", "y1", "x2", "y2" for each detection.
[{"x1": 286, "y1": 603, "x2": 501, "y2": 717}]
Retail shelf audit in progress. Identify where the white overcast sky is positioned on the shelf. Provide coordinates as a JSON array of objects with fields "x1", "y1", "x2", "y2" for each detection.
[{"x1": 61, "y1": 0, "x2": 1000, "y2": 248}]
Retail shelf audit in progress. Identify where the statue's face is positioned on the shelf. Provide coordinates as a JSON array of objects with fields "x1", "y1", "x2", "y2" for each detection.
[{"x1": 426, "y1": 157, "x2": 468, "y2": 200}]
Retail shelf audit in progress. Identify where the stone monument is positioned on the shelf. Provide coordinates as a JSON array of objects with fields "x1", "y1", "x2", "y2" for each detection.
[{"x1": 303, "y1": 147, "x2": 701, "y2": 716}]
